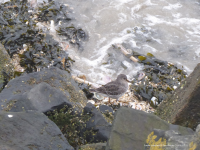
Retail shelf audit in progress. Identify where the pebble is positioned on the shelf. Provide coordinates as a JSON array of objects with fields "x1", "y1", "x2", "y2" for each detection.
[{"x1": 87, "y1": 100, "x2": 95, "y2": 105}]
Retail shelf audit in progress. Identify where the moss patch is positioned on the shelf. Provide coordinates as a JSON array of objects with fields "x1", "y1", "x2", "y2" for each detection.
[{"x1": 47, "y1": 105, "x2": 97, "y2": 149}]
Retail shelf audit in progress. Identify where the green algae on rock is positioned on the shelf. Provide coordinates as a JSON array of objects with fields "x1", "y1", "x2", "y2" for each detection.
[{"x1": 47, "y1": 106, "x2": 92, "y2": 149}]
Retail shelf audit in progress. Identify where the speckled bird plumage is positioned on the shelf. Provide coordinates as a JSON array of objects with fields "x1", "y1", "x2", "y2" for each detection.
[{"x1": 90, "y1": 74, "x2": 130, "y2": 101}]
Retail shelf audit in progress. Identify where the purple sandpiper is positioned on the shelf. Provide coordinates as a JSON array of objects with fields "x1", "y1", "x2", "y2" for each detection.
[{"x1": 90, "y1": 74, "x2": 131, "y2": 101}]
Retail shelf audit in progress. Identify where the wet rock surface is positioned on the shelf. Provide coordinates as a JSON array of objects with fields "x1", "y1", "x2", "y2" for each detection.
[
  {"x1": 155, "y1": 63, "x2": 200, "y2": 130},
  {"x1": 0, "y1": 111, "x2": 74, "y2": 150},
  {"x1": 0, "y1": 67, "x2": 87, "y2": 112},
  {"x1": 106, "y1": 107, "x2": 194, "y2": 150}
]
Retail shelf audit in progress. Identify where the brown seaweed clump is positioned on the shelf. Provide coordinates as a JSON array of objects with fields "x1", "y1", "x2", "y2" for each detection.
[{"x1": 0, "y1": 0, "x2": 87, "y2": 74}]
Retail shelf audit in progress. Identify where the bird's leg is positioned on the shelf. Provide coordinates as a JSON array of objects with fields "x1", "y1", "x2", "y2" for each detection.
[{"x1": 109, "y1": 97, "x2": 110, "y2": 103}]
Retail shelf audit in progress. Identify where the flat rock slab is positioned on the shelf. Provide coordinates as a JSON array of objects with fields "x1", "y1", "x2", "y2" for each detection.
[
  {"x1": 155, "y1": 63, "x2": 200, "y2": 130},
  {"x1": 0, "y1": 111, "x2": 74, "y2": 150},
  {"x1": 106, "y1": 107, "x2": 194, "y2": 150},
  {"x1": 0, "y1": 67, "x2": 87, "y2": 112}
]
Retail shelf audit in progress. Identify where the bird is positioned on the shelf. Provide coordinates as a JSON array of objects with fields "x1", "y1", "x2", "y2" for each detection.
[{"x1": 89, "y1": 74, "x2": 131, "y2": 101}]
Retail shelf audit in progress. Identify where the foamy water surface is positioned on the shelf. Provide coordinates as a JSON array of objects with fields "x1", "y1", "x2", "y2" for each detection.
[
  {"x1": 56, "y1": 0, "x2": 200, "y2": 83},
  {"x1": 2, "y1": 0, "x2": 200, "y2": 85}
]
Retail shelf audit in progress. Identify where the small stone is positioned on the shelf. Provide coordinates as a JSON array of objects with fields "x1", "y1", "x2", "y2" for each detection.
[{"x1": 87, "y1": 100, "x2": 95, "y2": 105}]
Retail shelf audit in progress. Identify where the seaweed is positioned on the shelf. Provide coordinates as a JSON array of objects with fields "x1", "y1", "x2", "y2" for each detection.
[
  {"x1": 0, "y1": 0, "x2": 86, "y2": 74},
  {"x1": 56, "y1": 26, "x2": 87, "y2": 50},
  {"x1": 36, "y1": 1, "x2": 87, "y2": 50},
  {"x1": 134, "y1": 53, "x2": 186, "y2": 106},
  {"x1": 46, "y1": 105, "x2": 94, "y2": 149},
  {"x1": 36, "y1": 1, "x2": 72, "y2": 24},
  {"x1": 115, "y1": 44, "x2": 187, "y2": 107}
]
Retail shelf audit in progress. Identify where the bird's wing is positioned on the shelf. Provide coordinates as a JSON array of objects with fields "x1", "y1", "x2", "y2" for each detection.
[{"x1": 97, "y1": 82, "x2": 126, "y2": 95}]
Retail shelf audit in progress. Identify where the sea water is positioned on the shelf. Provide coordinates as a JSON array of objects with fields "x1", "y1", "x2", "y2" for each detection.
[
  {"x1": 56, "y1": 0, "x2": 200, "y2": 84},
  {"x1": 2, "y1": 0, "x2": 200, "y2": 85}
]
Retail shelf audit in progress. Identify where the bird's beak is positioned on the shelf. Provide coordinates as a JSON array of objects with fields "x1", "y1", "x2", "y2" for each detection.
[{"x1": 126, "y1": 79, "x2": 132, "y2": 83}]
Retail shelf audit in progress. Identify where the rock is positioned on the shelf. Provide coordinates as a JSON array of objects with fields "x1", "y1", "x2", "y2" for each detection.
[
  {"x1": 80, "y1": 143, "x2": 106, "y2": 150},
  {"x1": 0, "y1": 44, "x2": 14, "y2": 91},
  {"x1": 106, "y1": 107, "x2": 194, "y2": 150},
  {"x1": 99, "y1": 105, "x2": 114, "y2": 124},
  {"x1": 145, "y1": 123, "x2": 200, "y2": 150},
  {"x1": 190, "y1": 124, "x2": 200, "y2": 149},
  {"x1": 145, "y1": 129, "x2": 194, "y2": 150},
  {"x1": 10, "y1": 82, "x2": 72, "y2": 112},
  {"x1": 0, "y1": 111, "x2": 74, "y2": 150},
  {"x1": 99, "y1": 105, "x2": 114, "y2": 114},
  {"x1": 155, "y1": 63, "x2": 200, "y2": 130},
  {"x1": 83, "y1": 103, "x2": 112, "y2": 143},
  {"x1": 0, "y1": 67, "x2": 87, "y2": 112},
  {"x1": 87, "y1": 100, "x2": 95, "y2": 105}
]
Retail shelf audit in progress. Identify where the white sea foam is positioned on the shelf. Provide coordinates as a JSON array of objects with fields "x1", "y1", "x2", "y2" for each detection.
[
  {"x1": 63, "y1": 0, "x2": 200, "y2": 80},
  {"x1": 1, "y1": 0, "x2": 200, "y2": 83},
  {"x1": 163, "y1": 3, "x2": 182, "y2": 10}
]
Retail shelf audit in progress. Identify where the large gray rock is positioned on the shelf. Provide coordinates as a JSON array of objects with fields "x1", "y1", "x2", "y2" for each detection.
[
  {"x1": 106, "y1": 107, "x2": 194, "y2": 150},
  {"x1": 0, "y1": 111, "x2": 74, "y2": 150},
  {"x1": 156, "y1": 63, "x2": 200, "y2": 130},
  {"x1": 0, "y1": 67, "x2": 87, "y2": 113},
  {"x1": 10, "y1": 82, "x2": 72, "y2": 112}
]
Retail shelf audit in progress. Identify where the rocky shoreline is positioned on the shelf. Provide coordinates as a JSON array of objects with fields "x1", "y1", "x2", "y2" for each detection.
[
  {"x1": 0, "y1": 61, "x2": 200, "y2": 149},
  {"x1": 1, "y1": 0, "x2": 200, "y2": 150}
]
